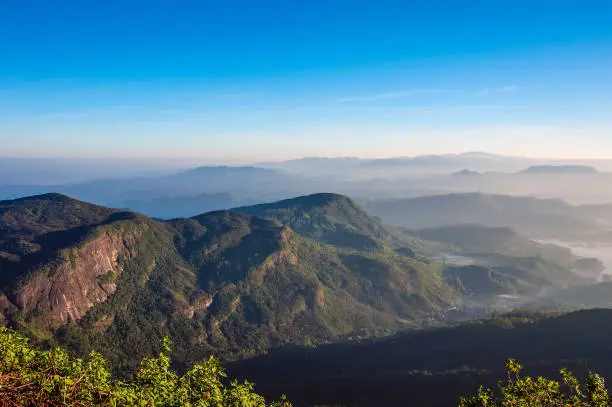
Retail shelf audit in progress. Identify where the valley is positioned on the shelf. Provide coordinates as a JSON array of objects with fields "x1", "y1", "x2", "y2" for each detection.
[{"x1": 536, "y1": 238, "x2": 612, "y2": 277}]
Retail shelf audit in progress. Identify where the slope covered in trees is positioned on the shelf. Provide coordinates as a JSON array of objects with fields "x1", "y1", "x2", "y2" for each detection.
[
  {"x1": 233, "y1": 192, "x2": 432, "y2": 253},
  {"x1": 0, "y1": 193, "x2": 458, "y2": 375},
  {"x1": 417, "y1": 225, "x2": 595, "y2": 300}
]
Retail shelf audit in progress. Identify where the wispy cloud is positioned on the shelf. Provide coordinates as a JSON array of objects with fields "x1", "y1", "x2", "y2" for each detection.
[
  {"x1": 336, "y1": 89, "x2": 460, "y2": 103},
  {"x1": 337, "y1": 86, "x2": 519, "y2": 103},
  {"x1": 477, "y1": 85, "x2": 519, "y2": 95}
]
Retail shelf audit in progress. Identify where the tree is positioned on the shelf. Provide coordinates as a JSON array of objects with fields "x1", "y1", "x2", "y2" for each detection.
[{"x1": 460, "y1": 359, "x2": 611, "y2": 407}]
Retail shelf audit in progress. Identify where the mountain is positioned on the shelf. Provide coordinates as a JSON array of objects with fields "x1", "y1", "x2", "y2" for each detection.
[
  {"x1": 169, "y1": 165, "x2": 283, "y2": 183},
  {"x1": 360, "y1": 153, "x2": 532, "y2": 173},
  {"x1": 233, "y1": 195, "x2": 594, "y2": 299},
  {"x1": 258, "y1": 157, "x2": 368, "y2": 177},
  {"x1": 452, "y1": 169, "x2": 481, "y2": 176},
  {"x1": 0, "y1": 193, "x2": 459, "y2": 374},
  {"x1": 414, "y1": 225, "x2": 575, "y2": 264},
  {"x1": 525, "y1": 281, "x2": 612, "y2": 311},
  {"x1": 0, "y1": 193, "x2": 121, "y2": 295},
  {"x1": 116, "y1": 192, "x2": 249, "y2": 219},
  {"x1": 233, "y1": 193, "x2": 429, "y2": 252},
  {"x1": 364, "y1": 193, "x2": 612, "y2": 241},
  {"x1": 257, "y1": 154, "x2": 541, "y2": 181},
  {"x1": 520, "y1": 165, "x2": 599, "y2": 174},
  {"x1": 228, "y1": 309, "x2": 612, "y2": 407},
  {"x1": 414, "y1": 225, "x2": 593, "y2": 303},
  {"x1": 0, "y1": 166, "x2": 317, "y2": 212}
]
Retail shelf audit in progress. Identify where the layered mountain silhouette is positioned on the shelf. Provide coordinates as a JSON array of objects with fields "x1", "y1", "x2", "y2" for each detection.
[
  {"x1": 520, "y1": 165, "x2": 598, "y2": 174},
  {"x1": 364, "y1": 193, "x2": 612, "y2": 241}
]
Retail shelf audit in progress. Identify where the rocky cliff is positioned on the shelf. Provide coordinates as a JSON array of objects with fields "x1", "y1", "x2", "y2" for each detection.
[{"x1": 14, "y1": 229, "x2": 143, "y2": 325}]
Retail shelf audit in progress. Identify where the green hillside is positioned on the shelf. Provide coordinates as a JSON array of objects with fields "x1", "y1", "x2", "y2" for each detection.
[
  {"x1": 415, "y1": 225, "x2": 575, "y2": 264},
  {"x1": 233, "y1": 193, "x2": 430, "y2": 253},
  {"x1": 0, "y1": 193, "x2": 458, "y2": 375},
  {"x1": 413, "y1": 225, "x2": 589, "y2": 301}
]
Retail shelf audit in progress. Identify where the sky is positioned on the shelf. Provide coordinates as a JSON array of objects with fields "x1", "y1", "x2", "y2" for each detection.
[{"x1": 1, "y1": 0, "x2": 612, "y2": 162}]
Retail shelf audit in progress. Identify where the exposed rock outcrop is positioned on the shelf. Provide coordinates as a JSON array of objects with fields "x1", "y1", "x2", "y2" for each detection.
[{"x1": 14, "y1": 231, "x2": 141, "y2": 326}]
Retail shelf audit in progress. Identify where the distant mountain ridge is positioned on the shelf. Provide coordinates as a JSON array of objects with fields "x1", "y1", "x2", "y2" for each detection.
[
  {"x1": 364, "y1": 192, "x2": 612, "y2": 241},
  {"x1": 520, "y1": 165, "x2": 599, "y2": 174},
  {"x1": 0, "y1": 165, "x2": 311, "y2": 210},
  {"x1": 416, "y1": 225, "x2": 591, "y2": 299}
]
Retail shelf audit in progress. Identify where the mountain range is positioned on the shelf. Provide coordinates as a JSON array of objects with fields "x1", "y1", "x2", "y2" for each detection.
[
  {"x1": 1, "y1": 190, "x2": 611, "y2": 407},
  {"x1": 364, "y1": 193, "x2": 612, "y2": 242},
  {"x1": 6, "y1": 155, "x2": 612, "y2": 223},
  {"x1": 0, "y1": 192, "x2": 463, "y2": 374}
]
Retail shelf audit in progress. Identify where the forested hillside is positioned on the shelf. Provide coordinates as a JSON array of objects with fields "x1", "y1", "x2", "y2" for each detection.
[{"x1": 0, "y1": 193, "x2": 458, "y2": 374}]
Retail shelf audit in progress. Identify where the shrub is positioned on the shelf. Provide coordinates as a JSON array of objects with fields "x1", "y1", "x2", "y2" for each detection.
[
  {"x1": 460, "y1": 359, "x2": 610, "y2": 407},
  {"x1": 0, "y1": 327, "x2": 291, "y2": 407}
]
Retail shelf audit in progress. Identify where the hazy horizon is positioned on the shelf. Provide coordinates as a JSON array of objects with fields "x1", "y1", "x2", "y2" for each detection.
[{"x1": 5, "y1": 150, "x2": 612, "y2": 164}]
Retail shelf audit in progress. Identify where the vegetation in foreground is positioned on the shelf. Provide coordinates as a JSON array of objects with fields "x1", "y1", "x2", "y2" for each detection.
[
  {"x1": 461, "y1": 359, "x2": 610, "y2": 407},
  {"x1": 3, "y1": 323, "x2": 612, "y2": 407},
  {"x1": 0, "y1": 327, "x2": 290, "y2": 407}
]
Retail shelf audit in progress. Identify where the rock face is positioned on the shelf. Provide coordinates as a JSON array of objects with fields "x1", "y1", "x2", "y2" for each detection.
[
  {"x1": 175, "y1": 294, "x2": 214, "y2": 319},
  {"x1": 14, "y1": 232, "x2": 139, "y2": 324},
  {"x1": 0, "y1": 295, "x2": 15, "y2": 325},
  {"x1": 0, "y1": 194, "x2": 146, "y2": 328}
]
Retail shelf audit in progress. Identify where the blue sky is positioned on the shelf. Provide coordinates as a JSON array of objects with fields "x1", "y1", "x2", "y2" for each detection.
[{"x1": 1, "y1": 0, "x2": 612, "y2": 161}]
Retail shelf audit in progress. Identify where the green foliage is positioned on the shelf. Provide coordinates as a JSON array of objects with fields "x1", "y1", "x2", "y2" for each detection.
[
  {"x1": 460, "y1": 359, "x2": 611, "y2": 407},
  {"x1": 0, "y1": 327, "x2": 290, "y2": 407}
]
